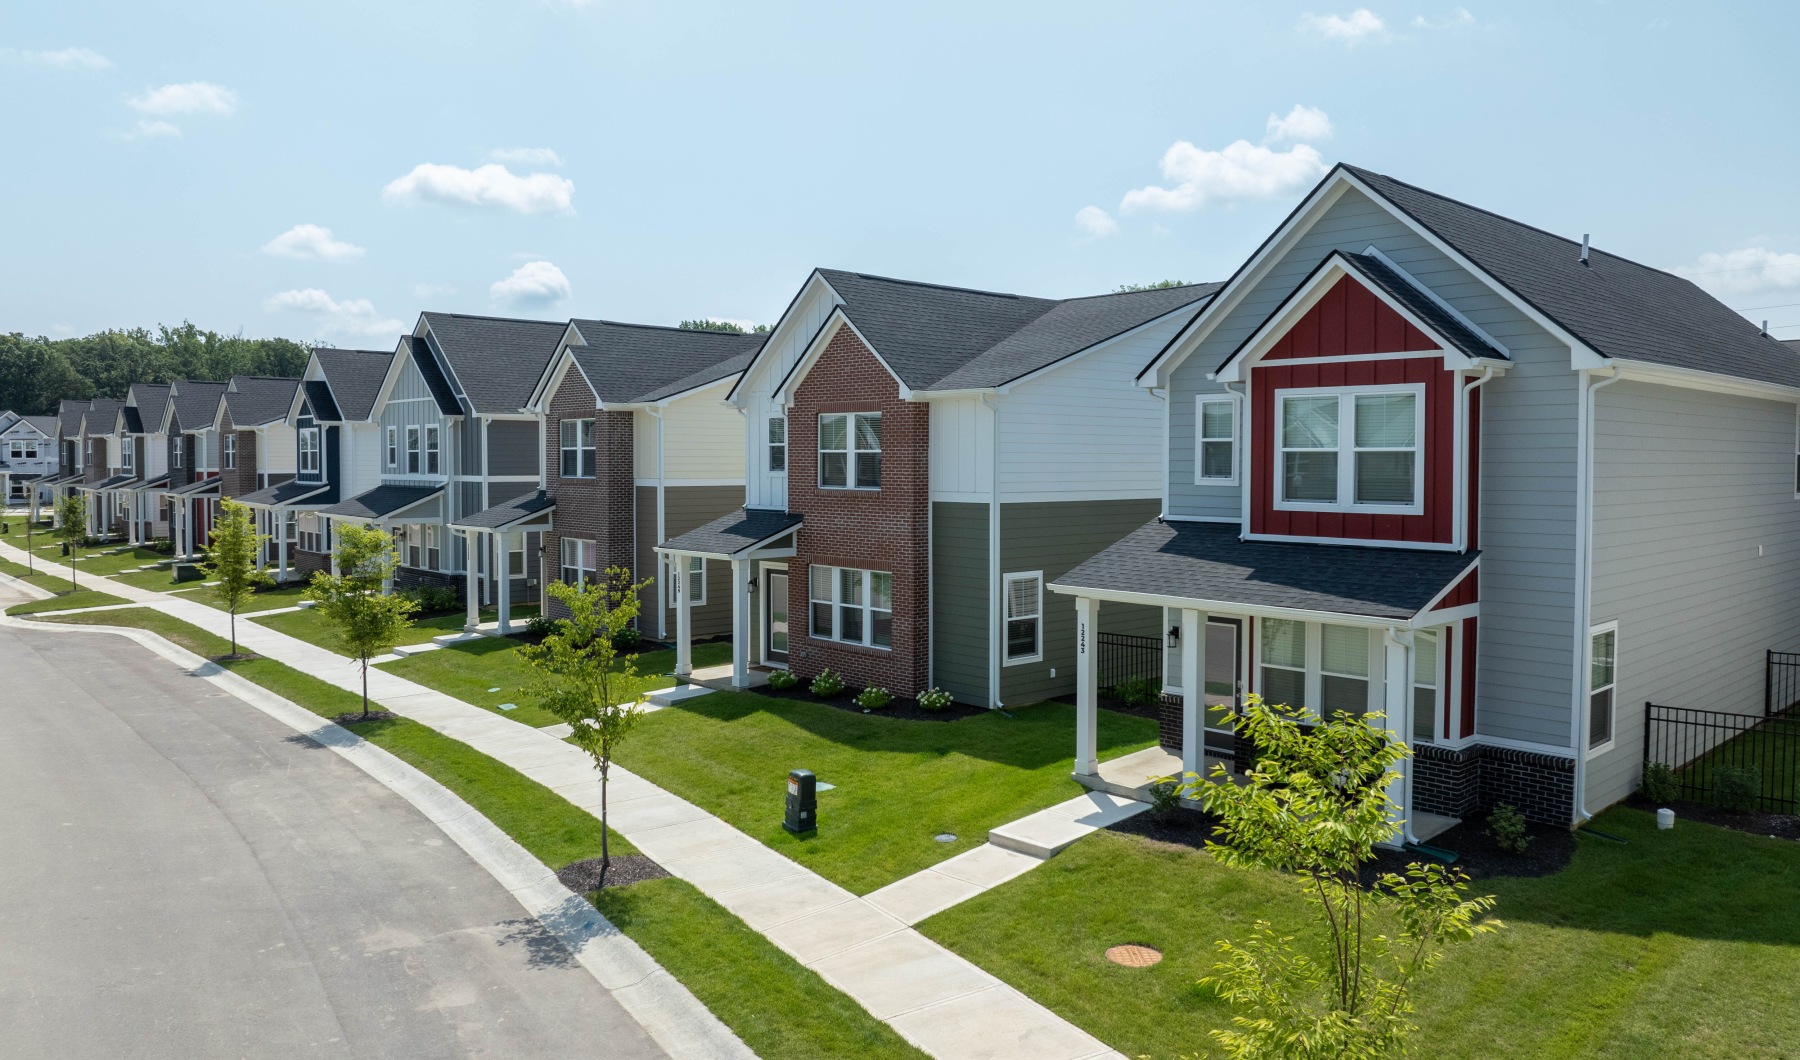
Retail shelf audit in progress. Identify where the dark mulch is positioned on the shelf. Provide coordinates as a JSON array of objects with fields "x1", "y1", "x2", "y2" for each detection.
[
  {"x1": 755, "y1": 681, "x2": 988, "y2": 722},
  {"x1": 333, "y1": 710, "x2": 399, "y2": 726},
  {"x1": 1108, "y1": 806, "x2": 1220, "y2": 850},
  {"x1": 1625, "y1": 795, "x2": 1800, "y2": 841},
  {"x1": 210, "y1": 653, "x2": 264, "y2": 663},
  {"x1": 557, "y1": 854, "x2": 670, "y2": 892}
]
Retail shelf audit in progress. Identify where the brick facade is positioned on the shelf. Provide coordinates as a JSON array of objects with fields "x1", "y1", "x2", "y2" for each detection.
[
  {"x1": 219, "y1": 428, "x2": 259, "y2": 499},
  {"x1": 293, "y1": 548, "x2": 331, "y2": 577},
  {"x1": 786, "y1": 328, "x2": 930, "y2": 697},
  {"x1": 1413, "y1": 742, "x2": 1576, "y2": 825},
  {"x1": 541, "y1": 370, "x2": 636, "y2": 617},
  {"x1": 168, "y1": 435, "x2": 195, "y2": 489}
]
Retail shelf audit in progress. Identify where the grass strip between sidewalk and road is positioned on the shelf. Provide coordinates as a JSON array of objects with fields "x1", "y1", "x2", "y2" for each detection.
[
  {"x1": 0, "y1": 555, "x2": 131, "y2": 615},
  {"x1": 24, "y1": 606, "x2": 926, "y2": 1060}
]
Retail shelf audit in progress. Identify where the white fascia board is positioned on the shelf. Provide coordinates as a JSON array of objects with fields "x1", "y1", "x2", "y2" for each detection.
[
  {"x1": 1359, "y1": 245, "x2": 1512, "y2": 358},
  {"x1": 1045, "y1": 580, "x2": 1412, "y2": 628},
  {"x1": 1610, "y1": 359, "x2": 1800, "y2": 403},
  {"x1": 638, "y1": 372, "x2": 739, "y2": 411},
  {"x1": 1409, "y1": 556, "x2": 1481, "y2": 616},
  {"x1": 964, "y1": 295, "x2": 1216, "y2": 396},
  {"x1": 772, "y1": 310, "x2": 910, "y2": 405},
  {"x1": 726, "y1": 269, "x2": 843, "y2": 405},
  {"x1": 367, "y1": 336, "x2": 416, "y2": 421}
]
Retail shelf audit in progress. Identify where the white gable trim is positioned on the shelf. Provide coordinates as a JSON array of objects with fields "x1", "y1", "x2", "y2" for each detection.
[
  {"x1": 770, "y1": 309, "x2": 910, "y2": 406},
  {"x1": 726, "y1": 270, "x2": 846, "y2": 405},
  {"x1": 524, "y1": 322, "x2": 590, "y2": 411},
  {"x1": 923, "y1": 295, "x2": 1215, "y2": 397}
]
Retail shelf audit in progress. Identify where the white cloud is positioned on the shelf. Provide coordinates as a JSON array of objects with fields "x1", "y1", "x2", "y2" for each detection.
[
  {"x1": 412, "y1": 282, "x2": 457, "y2": 300},
  {"x1": 5, "y1": 46, "x2": 111, "y2": 69},
  {"x1": 129, "y1": 81, "x2": 238, "y2": 116},
  {"x1": 1265, "y1": 104, "x2": 1333, "y2": 145},
  {"x1": 261, "y1": 224, "x2": 365, "y2": 262},
  {"x1": 1412, "y1": 8, "x2": 1477, "y2": 29},
  {"x1": 1074, "y1": 205, "x2": 1119, "y2": 239},
  {"x1": 1671, "y1": 247, "x2": 1800, "y2": 299},
  {"x1": 264, "y1": 288, "x2": 405, "y2": 338},
  {"x1": 489, "y1": 261, "x2": 571, "y2": 308},
  {"x1": 1301, "y1": 9, "x2": 1386, "y2": 42},
  {"x1": 383, "y1": 163, "x2": 575, "y2": 215},
  {"x1": 489, "y1": 147, "x2": 562, "y2": 166},
  {"x1": 125, "y1": 120, "x2": 182, "y2": 140}
]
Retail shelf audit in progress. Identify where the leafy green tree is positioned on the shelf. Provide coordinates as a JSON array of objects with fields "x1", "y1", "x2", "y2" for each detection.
[
  {"x1": 1115, "y1": 279, "x2": 1188, "y2": 293},
  {"x1": 677, "y1": 318, "x2": 771, "y2": 334},
  {"x1": 200, "y1": 498, "x2": 272, "y2": 658},
  {"x1": 1178, "y1": 696, "x2": 1501, "y2": 1059},
  {"x1": 303, "y1": 523, "x2": 418, "y2": 720},
  {"x1": 53, "y1": 493, "x2": 86, "y2": 590},
  {"x1": 521, "y1": 567, "x2": 652, "y2": 889}
]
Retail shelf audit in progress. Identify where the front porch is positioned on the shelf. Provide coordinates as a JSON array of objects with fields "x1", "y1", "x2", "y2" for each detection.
[{"x1": 658, "y1": 507, "x2": 803, "y2": 691}]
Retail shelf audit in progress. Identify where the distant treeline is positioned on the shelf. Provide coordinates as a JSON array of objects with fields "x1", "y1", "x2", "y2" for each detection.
[{"x1": 0, "y1": 324, "x2": 311, "y2": 416}]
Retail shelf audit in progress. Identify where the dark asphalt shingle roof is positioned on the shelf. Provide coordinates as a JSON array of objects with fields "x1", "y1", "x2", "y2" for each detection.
[
  {"x1": 312, "y1": 348, "x2": 393, "y2": 421},
  {"x1": 301, "y1": 380, "x2": 341, "y2": 423},
  {"x1": 419, "y1": 313, "x2": 566, "y2": 414},
  {"x1": 0, "y1": 411, "x2": 16, "y2": 432},
  {"x1": 168, "y1": 477, "x2": 221, "y2": 496},
  {"x1": 225, "y1": 376, "x2": 302, "y2": 426},
  {"x1": 450, "y1": 490, "x2": 555, "y2": 530},
  {"x1": 59, "y1": 400, "x2": 88, "y2": 438},
  {"x1": 399, "y1": 335, "x2": 463, "y2": 416},
  {"x1": 237, "y1": 479, "x2": 330, "y2": 506},
  {"x1": 1052, "y1": 520, "x2": 1478, "y2": 621},
  {"x1": 169, "y1": 381, "x2": 228, "y2": 433},
  {"x1": 87, "y1": 473, "x2": 138, "y2": 490},
  {"x1": 320, "y1": 484, "x2": 444, "y2": 520},
  {"x1": 1339, "y1": 252, "x2": 1505, "y2": 360},
  {"x1": 565, "y1": 321, "x2": 764, "y2": 405},
  {"x1": 660, "y1": 508, "x2": 803, "y2": 557},
  {"x1": 120, "y1": 406, "x2": 144, "y2": 434},
  {"x1": 20, "y1": 415, "x2": 56, "y2": 437},
  {"x1": 1343, "y1": 164, "x2": 1800, "y2": 388},
  {"x1": 83, "y1": 399, "x2": 124, "y2": 436},
  {"x1": 133, "y1": 472, "x2": 169, "y2": 489},
  {"x1": 127, "y1": 384, "x2": 172, "y2": 432}
]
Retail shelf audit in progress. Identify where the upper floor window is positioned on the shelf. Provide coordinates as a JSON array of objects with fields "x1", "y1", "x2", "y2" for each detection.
[
  {"x1": 122, "y1": 442, "x2": 135, "y2": 471},
  {"x1": 1276, "y1": 385, "x2": 1422, "y2": 514},
  {"x1": 819, "y1": 412, "x2": 881, "y2": 489},
  {"x1": 768, "y1": 417, "x2": 786, "y2": 472},
  {"x1": 809, "y1": 565, "x2": 892, "y2": 648},
  {"x1": 298, "y1": 429, "x2": 320, "y2": 474},
  {"x1": 1196, "y1": 397, "x2": 1236, "y2": 483},
  {"x1": 560, "y1": 419, "x2": 595, "y2": 478},
  {"x1": 406, "y1": 426, "x2": 421, "y2": 474},
  {"x1": 386, "y1": 426, "x2": 398, "y2": 468},
  {"x1": 424, "y1": 425, "x2": 440, "y2": 475},
  {"x1": 222, "y1": 434, "x2": 235, "y2": 470},
  {"x1": 171, "y1": 440, "x2": 184, "y2": 469},
  {"x1": 1589, "y1": 623, "x2": 1617, "y2": 751}
]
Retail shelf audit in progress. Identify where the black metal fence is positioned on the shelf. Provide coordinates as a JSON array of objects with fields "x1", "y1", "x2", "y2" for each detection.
[
  {"x1": 1643, "y1": 701, "x2": 1800, "y2": 813},
  {"x1": 1768, "y1": 650, "x2": 1800, "y2": 716},
  {"x1": 1096, "y1": 632, "x2": 1163, "y2": 694}
]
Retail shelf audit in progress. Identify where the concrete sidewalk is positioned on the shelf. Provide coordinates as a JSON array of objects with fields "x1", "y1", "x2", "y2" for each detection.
[{"x1": 0, "y1": 539, "x2": 1125, "y2": 1060}]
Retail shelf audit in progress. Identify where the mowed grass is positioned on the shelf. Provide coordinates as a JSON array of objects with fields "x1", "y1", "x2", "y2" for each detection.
[
  {"x1": 918, "y1": 809, "x2": 1800, "y2": 1060},
  {"x1": 66, "y1": 545, "x2": 169, "y2": 576},
  {"x1": 615, "y1": 691, "x2": 1160, "y2": 894},
  {"x1": 25, "y1": 605, "x2": 923, "y2": 1060},
  {"x1": 0, "y1": 556, "x2": 130, "y2": 614},
  {"x1": 378, "y1": 635, "x2": 732, "y2": 728},
  {"x1": 254, "y1": 603, "x2": 538, "y2": 650}
]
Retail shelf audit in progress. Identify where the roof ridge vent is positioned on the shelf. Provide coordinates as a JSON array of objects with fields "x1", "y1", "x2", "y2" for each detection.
[{"x1": 1580, "y1": 233, "x2": 1590, "y2": 267}]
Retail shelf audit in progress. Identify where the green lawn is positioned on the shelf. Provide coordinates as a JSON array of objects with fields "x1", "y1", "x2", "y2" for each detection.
[
  {"x1": 918, "y1": 810, "x2": 1800, "y2": 1060},
  {"x1": 1676, "y1": 713, "x2": 1800, "y2": 810},
  {"x1": 65, "y1": 545, "x2": 170, "y2": 576},
  {"x1": 254, "y1": 603, "x2": 538, "y2": 650},
  {"x1": 5, "y1": 586, "x2": 130, "y2": 615},
  {"x1": 177, "y1": 582, "x2": 313, "y2": 613},
  {"x1": 26, "y1": 606, "x2": 923, "y2": 1059},
  {"x1": 377, "y1": 635, "x2": 732, "y2": 728},
  {"x1": 614, "y1": 692, "x2": 1160, "y2": 894}
]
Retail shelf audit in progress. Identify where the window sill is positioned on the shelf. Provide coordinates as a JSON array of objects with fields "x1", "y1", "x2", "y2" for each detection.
[
  {"x1": 1585, "y1": 740, "x2": 1616, "y2": 761},
  {"x1": 807, "y1": 635, "x2": 893, "y2": 654},
  {"x1": 1003, "y1": 653, "x2": 1043, "y2": 667},
  {"x1": 1273, "y1": 500, "x2": 1425, "y2": 517},
  {"x1": 816, "y1": 485, "x2": 882, "y2": 492}
]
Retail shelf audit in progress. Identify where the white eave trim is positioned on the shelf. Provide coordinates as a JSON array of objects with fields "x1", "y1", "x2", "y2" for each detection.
[
  {"x1": 771, "y1": 309, "x2": 911, "y2": 405},
  {"x1": 1045, "y1": 580, "x2": 1415, "y2": 629},
  {"x1": 727, "y1": 270, "x2": 846, "y2": 405},
  {"x1": 1607, "y1": 358, "x2": 1800, "y2": 403}
]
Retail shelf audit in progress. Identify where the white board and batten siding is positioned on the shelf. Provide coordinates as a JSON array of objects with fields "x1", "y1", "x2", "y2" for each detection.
[
  {"x1": 1163, "y1": 186, "x2": 1583, "y2": 750},
  {"x1": 635, "y1": 381, "x2": 745, "y2": 485},
  {"x1": 739, "y1": 279, "x2": 842, "y2": 510},
  {"x1": 342, "y1": 423, "x2": 383, "y2": 498},
  {"x1": 927, "y1": 394, "x2": 992, "y2": 502},
  {"x1": 262, "y1": 426, "x2": 297, "y2": 476}
]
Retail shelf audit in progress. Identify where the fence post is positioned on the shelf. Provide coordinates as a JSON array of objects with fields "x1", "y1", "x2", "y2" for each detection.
[
  {"x1": 1766, "y1": 649, "x2": 1773, "y2": 718},
  {"x1": 1641, "y1": 701, "x2": 1651, "y2": 788}
]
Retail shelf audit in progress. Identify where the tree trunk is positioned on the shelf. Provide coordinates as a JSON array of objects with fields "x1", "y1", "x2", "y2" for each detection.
[
  {"x1": 230, "y1": 607, "x2": 238, "y2": 658},
  {"x1": 360, "y1": 657, "x2": 371, "y2": 722},
  {"x1": 599, "y1": 762, "x2": 610, "y2": 889}
]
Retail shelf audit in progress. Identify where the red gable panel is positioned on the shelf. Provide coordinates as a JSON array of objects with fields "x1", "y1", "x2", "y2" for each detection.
[{"x1": 1265, "y1": 274, "x2": 1437, "y2": 360}]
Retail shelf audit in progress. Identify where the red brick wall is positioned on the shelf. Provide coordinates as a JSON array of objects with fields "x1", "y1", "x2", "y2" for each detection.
[
  {"x1": 541, "y1": 370, "x2": 635, "y2": 615},
  {"x1": 786, "y1": 328, "x2": 930, "y2": 696},
  {"x1": 220, "y1": 429, "x2": 259, "y2": 499}
]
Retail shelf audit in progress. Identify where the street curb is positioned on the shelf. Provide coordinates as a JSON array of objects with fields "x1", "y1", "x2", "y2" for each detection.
[
  {"x1": 2, "y1": 613, "x2": 755, "y2": 1060},
  {"x1": 0, "y1": 566, "x2": 56, "y2": 601}
]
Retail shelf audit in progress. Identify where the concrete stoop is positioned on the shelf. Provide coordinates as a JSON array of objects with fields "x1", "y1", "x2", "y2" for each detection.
[
  {"x1": 986, "y1": 791, "x2": 1149, "y2": 859},
  {"x1": 389, "y1": 641, "x2": 447, "y2": 658},
  {"x1": 646, "y1": 684, "x2": 715, "y2": 708}
]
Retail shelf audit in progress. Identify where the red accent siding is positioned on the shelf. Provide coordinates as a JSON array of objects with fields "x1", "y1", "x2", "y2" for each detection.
[
  {"x1": 1459, "y1": 617, "x2": 1478, "y2": 739},
  {"x1": 1264, "y1": 275, "x2": 1436, "y2": 360},
  {"x1": 1429, "y1": 567, "x2": 1478, "y2": 611},
  {"x1": 1250, "y1": 357, "x2": 1455, "y2": 543}
]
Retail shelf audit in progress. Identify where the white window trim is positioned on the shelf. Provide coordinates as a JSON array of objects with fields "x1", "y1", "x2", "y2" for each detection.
[
  {"x1": 560, "y1": 418, "x2": 595, "y2": 479},
  {"x1": 298, "y1": 428, "x2": 320, "y2": 475},
  {"x1": 808, "y1": 564, "x2": 893, "y2": 649},
  {"x1": 1272, "y1": 383, "x2": 1427, "y2": 517},
  {"x1": 424, "y1": 425, "x2": 440, "y2": 476},
  {"x1": 122, "y1": 442, "x2": 135, "y2": 471},
  {"x1": 1002, "y1": 570, "x2": 1044, "y2": 665},
  {"x1": 768, "y1": 416, "x2": 787, "y2": 473},
  {"x1": 1586, "y1": 620, "x2": 1619, "y2": 758},
  {"x1": 386, "y1": 426, "x2": 397, "y2": 468},
  {"x1": 1258, "y1": 616, "x2": 1310, "y2": 712},
  {"x1": 1318, "y1": 624, "x2": 1374, "y2": 721},
  {"x1": 1412, "y1": 628, "x2": 1443, "y2": 745},
  {"x1": 666, "y1": 555, "x2": 707, "y2": 607},
  {"x1": 818, "y1": 411, "x2": 882, "y2": 491},
  {"x1": 1792, "y1": 406, "x2": 1799, "y2": 499},
  {"x1": 1195, "y1": 395, "x2": 1239, "y2": 485},
  {"x1": 405, "y1": 425, "x2": 421, "y2": 475},
  {"x1": 560, "y1": 537, "x2": 597, "y2": 589},
  {"x1": 221, "y1": 434, "x2": 234, "y2": 470}
]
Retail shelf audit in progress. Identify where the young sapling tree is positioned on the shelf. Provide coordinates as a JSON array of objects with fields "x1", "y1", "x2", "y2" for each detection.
[
  {"x1": 53, "y1": 493, "x2": 86, "y2": 590},
  {"x1": 200, "y1": 498, "x2": 272, "y2": 658},
  {"x1": 303, "y1": 522, "x2": 417, "y2": 721}
]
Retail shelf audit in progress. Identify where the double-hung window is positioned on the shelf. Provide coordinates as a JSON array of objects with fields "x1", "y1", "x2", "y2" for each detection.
[
  {"x1": 122, "y1": 442, "x2": 135, "y2": 472},
  {"x1": 768, "y1": 417, "x2": 786, "y2": 472},
  {"x1": 402, "y1": 526, "x2": 421, "y2": 569},
  {"x1": 1196, "y1": 397, "x2": 1237, "y2": 482},
  {"x1": 1276, "y1": 385, "x2": 1424, "y2": 512},
  {"x1": 1589, "y1": 623, "x2": 1617, "y2": 749},
  {"x1": 1003, "y1": 572, "x2": 1043, "y2": 664},
  {"x1": 172, "y1": 440, "x2": 184, "y2": 469},
  {"x1": 424, "y1": 425, "x2": 440, "y2": 475},
  {"x1": 667, "y1": 555, "x2": 706, "y2": 607},
  {"x1": 297, "y1": 429, "x2": 320, "y2": 475},
  {"x1": 297, "y1": 514, "x2": 322, "y2": 553},
  {"x1": 221, "y1": 434, "x2": 235, "y2": 470},
  {"x1": 1320, "y1": 624, "x2": 1370, "y2": 721},
  {"x1": 560, "y1": 538, "x2": 597, "y2": 588},
  {"x1": 386, "y1": 426, "x2": 397, "y2": 468},
  {"x1": 508, "y1": 536, "x2": 526, "y2": 577},
  {"x1": 405, "y1": 426, "x2": 421, "y2": 474},
  {"x1": 560, "y1": 419, "x2": 595, "y2": 478},
  {"x1": 1259, "y1": 618, "x2": 1308, "y2": 709},
  {"x1": 809, "y1": 565, "x2": 892, "y2": 648},
  {"x1": 424, "y1": 524, "x2": 441, "y2": 570},
  {"x1": 1413, "y1": 630, "x2": 1440, "y2": 744},
  {"x1": 818, "y1": 412, "x2": 881, "y2": 489}
]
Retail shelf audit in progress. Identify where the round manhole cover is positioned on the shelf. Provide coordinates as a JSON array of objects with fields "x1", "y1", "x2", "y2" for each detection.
[
  {"x1": 934, "y1": 833, "x2": 957, "y2": 843},
  {"x1": 1105, "y1": 944, "x2": 1163, "y2": 968}
]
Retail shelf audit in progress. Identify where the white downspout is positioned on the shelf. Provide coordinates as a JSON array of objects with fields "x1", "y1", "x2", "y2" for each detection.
[
  {"x1": 1457, "y1": 367, "x2": 1496, "y2": 551},
  {"x1": 979, "y1": 393, "x2": 1002, "y2": 709},
  {"x1": 1222, "y1": 382, "x2": 1250, "y2": 534},
  {"x1": 1571, "y1": 367, "x2": 1621, "y2": 823}
]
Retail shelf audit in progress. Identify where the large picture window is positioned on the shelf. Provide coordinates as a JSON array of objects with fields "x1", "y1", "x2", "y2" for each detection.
[
  {"x1": 1276, "y1": 385, "x2": 1423, "y2": 513},
  {"x1": 1003, "y1": 572, "x2": 1042, "y2": 663},
  {"x1": 819, "y1": 412, "x2": 881, "y2": 489},
  {"x1": 560, "y1": 537, "x2": 597, "y2": 588},
  {"x1": 1196, "y1": 397, "x2": 1237, "y2": 482},
  {"x1": 1589, "y1": 623, "x2": 1617, "y2": 749},
  {"x1": 560, "y1": 419, "x2": 595, "y2": 478},
  {"x1": 298, "y1": 429, "x2": 320, "y2": 475},
  {"x1": 809, "y1": 565, "x2": 892, "y2": 648}
]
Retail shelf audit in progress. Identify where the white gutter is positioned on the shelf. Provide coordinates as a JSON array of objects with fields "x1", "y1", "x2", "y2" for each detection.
[
  {"x1": 1454, "y1": 367, "x2": 1497, "y2": 549},
  {"x1": 1570, "y1": 366, "x2": 1621, "y2": 823},
  {"x1": 979, "y1": 393, "x2": 1002, "y2": 709},
  {"x1": 1222, "y1": 381, "x2": 1250, "y2": 535}
]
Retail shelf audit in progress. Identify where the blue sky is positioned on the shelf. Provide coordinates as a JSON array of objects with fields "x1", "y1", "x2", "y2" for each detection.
[{"x1": 4, "y1": 1, "x2": 1798, "y2": 346}]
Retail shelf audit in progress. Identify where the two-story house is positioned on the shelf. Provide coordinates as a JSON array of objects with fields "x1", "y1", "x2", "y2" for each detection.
[
  {"x1": 321, "y1": 315, "x2": 563, "y2": 601},
  {"x1": 76, "y1": 398, "x2": 129, "y2": 538},
  {"x1": 658, "y1": 269, "x2": 1221, "y2": 697},
  {"x1": 44, "y1": 398, "x2": 93, "y2": 526},
  {"x1": 0, "y1": 412, "x2": 59, "y2": 511},
  {"x1": 514, "y1": 318, "x2": 762, "y2": 638},
  {"x1": 158, "y1": 380, "x2": 230, "y2": 559},
  {"x1": 209, "y1": 376, "x2": 301, "y2": 568},
  {"x1": 1054, "y1": 163, "x2": 1800, "y2": 836},
  {"x1": 241, "y1": 347, "x2": 394, "y2": 582},
  {"x1": 110, "y1": 383, "x2": 173, "y2": 545}
]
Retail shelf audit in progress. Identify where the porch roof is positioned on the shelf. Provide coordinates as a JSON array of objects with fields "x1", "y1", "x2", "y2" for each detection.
[
  {"x1": 86, "y1": 474, "x2": 138, "y2": 490},
  {"x1": 131, "y1": 472, "x2": 170, "y2": 490},
  {"x1": 237, "y1": 479, "x2": 329, "y2": 507},
  {"x1": 449, "y1": 489, "x2": 554, "y2": 531},
  {"x1": 167, "y1": 477, "x2": 221, "y2": 496},
  {"x1": 1051, "y1": 520, "x2": 1477, "y2": 622},
  {"x1": 319, "y1": 483, "x2": 443, "y2": 522},
  {"x1": 659, "y1": 507, "x2": 802, "y2": 559}
]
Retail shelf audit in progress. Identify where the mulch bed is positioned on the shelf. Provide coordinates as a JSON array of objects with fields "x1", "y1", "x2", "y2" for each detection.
[
  {"x1": 1625, "y1": 795, "x2": 1800, "y2": 841},
  {"x1": 209, "y1": 653, "x2": 264, "y2": 663},
  {"x1": 1108, "y1": 805, "x2": 1221, "y2": 850},
  {"x1": 332, "y1": 710, "x2": 399, "y2": 726},
  {"x1": 754, "y1": 681, "x2": 988, "y2": 722},
  {"x1": 557, "y1": 854, "x2": 670, "y2": 893}
]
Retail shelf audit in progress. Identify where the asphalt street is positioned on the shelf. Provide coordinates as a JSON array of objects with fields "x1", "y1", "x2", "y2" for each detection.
[{"x1": 0, "y1": 604, "x2": 670, "y2": 1059}]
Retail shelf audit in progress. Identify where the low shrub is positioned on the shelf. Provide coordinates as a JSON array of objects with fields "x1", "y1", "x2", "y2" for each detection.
[
  {"x1": 1641, "y1": 761, "x2": 1680, "y2": 804},
  {"x1": 809, "y1": 668, "x2": 845, "y2": 698},
  {"x1": 1713, "y1": 764, "x2": 1763, "y2": 813},
  {"x1": 766, "y1": 669, "x2": 798, "y2": 690},
  {"x1": 524, "y1": 614, "x2": 560, "y2": 639},
  {"x1": 1111, "y1": 677, "x2": 1161, "y2": 708},
  {"x1": 855, "y1": 685, "x2": 893, "y2": 710},
  {"x1": 400, "y1": 584, "x2": 459, "y2": 612},
  {"x1": 611, "y1": 625, "x2": 642, "y2": 652},
  {"x1": 1148, "y1": 776, "x2": 1183, "y2": 823},
  {"x1": 1484, "y1": 802, "x2": 1530, "y2": 854},
  {"x1": 917, "y1": 687, "x2": 954, "y2": 712}
]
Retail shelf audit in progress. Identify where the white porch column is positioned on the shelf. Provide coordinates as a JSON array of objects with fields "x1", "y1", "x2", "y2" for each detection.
[
  {"x1": 674, "y1": 553, "x2": 693, "y2": 678},
  {"x1": 1180, "y1": 608, "x2": 1205, "y2": 779},
  {"x1": 1074, "y1": 595, "x2": 1100, "y2": 776},
  {"x1": 496, "y1": 531, "x2": 513, "y2": 634},
  {"x1": 381, "y1": 524, "x2": 395, "y2": 594},
  {"x1": 731, "y1": 557, "x2": 751, "y2": 688},
  {"x1": 463, "y1": 532, "x2": 480, "y2": 629},
  {"x1": 1383, "y1": 628, "x2": 1414, "y2": 843},
  {"x1": 276, "y1": 512, "x2": 289, "y2": 584}
]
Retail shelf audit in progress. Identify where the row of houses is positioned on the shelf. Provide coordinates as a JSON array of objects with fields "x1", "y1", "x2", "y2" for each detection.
[{"x1": 18, "y1": 163, "x2": 1800, "y2": 836}]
